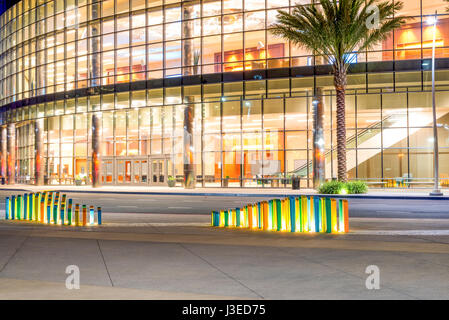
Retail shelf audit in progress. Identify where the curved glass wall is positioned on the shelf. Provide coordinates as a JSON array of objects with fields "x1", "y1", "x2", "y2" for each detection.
[
  {"x1": 1, "y1": 0, "x2": 449, "y2": 188},
  {"x1": 0, "y1": 0, "x2": 448, "y2": 104}
]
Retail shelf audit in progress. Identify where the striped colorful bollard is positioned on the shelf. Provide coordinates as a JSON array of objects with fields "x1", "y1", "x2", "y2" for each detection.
[
  {"x1": 211, "y1": 195, "x2": 349, "y2": 234},
  {"x1": 67, "y1": 200, "x2": 73, "y2": 226},
  {"x1": 343, "y1": 199, "x2": 349, "y2": 233},
  {"x1": 11, "y1": 195, "x2": 15, "y2": 220},
  {"x1": 60, "y1": 203, "x2": 65, "y2": 225},
  {"x1": 289, "y1": 197, "x2": 296, "y2": 233},
  {"x1": 5, "y1": 196, "x2": 9, "y2": 220},
  {"x1": 75, "y1": 204, "x2": 80, "y2": 226},
  {"x1": 53, "y1": 203, "x2": 58, "y2": 225},
  {"x1": 212, "y1": 211, "x2": 219, "y2": 227},
  {"x1": 16, "y1": 195, "x2": 21, "y2": 220},
  {"x1": 89, "y1": 206, "x2": 94, "y2": 225},
  {"x1": 314, "y1": 196, "x2": 320, "y2": 233},
  {"x1": 28, "y1": 193, "x2": 32, "y2": 220},
  {"x1": 236, "y1": 208, "x2": 241, "y2": 227},
  {"x1": 23, "y1": 194, "x2": 28, "y2": 221},
  {"x1": 82, "y1": 205, "x2": 87, "y2": 226},
  {"x1": 46, "y1": 202, "x2": 51, "y2": 225},
  {"x1": 97, "y1": 207, "x2": 102, "y2": 225},
  {"x1": 325, "y1": 197, "x2": 332, "y2": 233}
]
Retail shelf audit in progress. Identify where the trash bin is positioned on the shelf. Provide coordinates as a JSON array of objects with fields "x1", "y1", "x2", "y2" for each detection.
[{"x1": 292, "y1": 176, "x2": 300, "y2": 190}]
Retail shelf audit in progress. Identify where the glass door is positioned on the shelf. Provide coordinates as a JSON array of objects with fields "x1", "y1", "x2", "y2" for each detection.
[
  {"x1": 150, "y1": 158, "x2": 167, "y2": 186},
  {"x1": 117, "y1": 160, "x2": 125, "y2": 183},
  {"x1": 125, "y1": 160, "x2": 132, "y2": 183},
  {"x1": 101, "y1": 158, "x2": 114, "y2": 184}
]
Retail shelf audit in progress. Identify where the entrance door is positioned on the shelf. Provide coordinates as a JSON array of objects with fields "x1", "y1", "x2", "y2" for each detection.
[
  {"x1": 116, "y1": 158, "x2": 149, "y2": 185},
  {"x1": 101, "y1": 158, "x2": 114, "y2": 184},
  {"x1": 150, "y1": 158, "x2": 167, "y2": 186}
]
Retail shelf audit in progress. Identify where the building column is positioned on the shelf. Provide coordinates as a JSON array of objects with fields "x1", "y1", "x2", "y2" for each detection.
[
  {"x1": 34, "y1": 119, "x2": 44, "y2": 185},
  {"x1": 0, "y1": 126, "x2": 6, "y2": 183},
  {"x1": 7, "y1": 123, "x2": 15, "y2": 185},
  {"x1": 182, "y1": 3, "x2": 196, "y2": 189},
  {"x1": 92, "y1": 112, "x2": 101, "y2": 188},
  {"x1": 313, "y1": 87, "x2": 325, "y2": 189},
  {"x1": 183, "y1": 103, "x2": 195, "y2": 189}
]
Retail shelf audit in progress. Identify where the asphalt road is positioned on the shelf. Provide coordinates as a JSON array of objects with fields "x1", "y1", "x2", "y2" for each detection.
[{"x1": 0, "y1": 190, "x2": 449, "y2": 219}]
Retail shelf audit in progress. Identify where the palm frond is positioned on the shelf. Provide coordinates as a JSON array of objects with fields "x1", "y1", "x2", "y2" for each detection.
[{"x1": 270, "y1": 0, "x2": 406, "y2": 72}]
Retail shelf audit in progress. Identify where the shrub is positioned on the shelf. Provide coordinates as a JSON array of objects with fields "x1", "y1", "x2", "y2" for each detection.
[
  {"x1": 346, "y1": 180, "x2": 368, "y2": 194},
  {"x1": 318, "y1": 180, "x2": 368, "y2": 194},
  {"x1": 318, "y1": 180, "x2": 346, "y2": 194}
]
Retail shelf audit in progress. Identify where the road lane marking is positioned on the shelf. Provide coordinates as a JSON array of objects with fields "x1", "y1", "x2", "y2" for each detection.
[
  {"x1": 353, "y1": 230, "x2": 449, "y2": 236},
  {"x1": 168, "y1": 206, "x2": 192, "y2": 209}
]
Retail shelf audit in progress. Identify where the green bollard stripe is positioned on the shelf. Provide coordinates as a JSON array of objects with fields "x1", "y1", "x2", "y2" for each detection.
[
  {"x1": 290, "y1": 197, "x2": 296, "y2": 233},
  {"x1": 325, "y1": 197, "x2": 332, "y2": 233},
  {"x1": 5, "y1": 197, "x2": 9, "y2": 220},
  {"x1": 11, "y1": 196, "x2": 15, "y2": 220},
  {"x1": 224, "y1": 210, "x2": 229, "y2": 227},
  {"x1": 276, "y1": 199, "x2": 282, "y2": 232},
  {"x1": 53, "y1": 204, "x2": 58, "y2": 224},
  {"x1": 236, "y1": 208, "x2": 240, "y2": 227}
]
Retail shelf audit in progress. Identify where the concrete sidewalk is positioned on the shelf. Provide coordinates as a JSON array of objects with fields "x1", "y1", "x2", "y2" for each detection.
[
  {"x1": 1, "y1": 184, "x2": 449, "y2": 200},
  {"x1": 1, "y1": 214, "x2": 449, "y2": 299}
]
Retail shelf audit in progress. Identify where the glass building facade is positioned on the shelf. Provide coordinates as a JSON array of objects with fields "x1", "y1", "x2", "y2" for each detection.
[{"x1": 1, "y1": 0, "x2": 449, "y2": 188}]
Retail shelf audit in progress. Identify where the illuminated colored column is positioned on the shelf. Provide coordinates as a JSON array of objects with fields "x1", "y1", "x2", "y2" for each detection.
[
  {"x1": 224, "y1": 210, "x2": 229, "y2": 227},
  {"x1": 343, "y1": 199, "x2": 349, "y2": 233},
  {"x1": 17, "y1": 195, "x2": 22, "y2": 220},
  {"x1": 0, "y1": 126, "x2": 6, "y2": 184},
  {"x1": 34, "y1": 118, "x2": 44, "y2": 186},
  {"x1": 5, "y1": 196, "x2": 9, "y2": 219},
  {"x1": 40, "y1": 194, "x2": 45, "y2": 223},
  {"x1": 92, "y1": 112, "x2": 102, "y2": 188},
  {"x1": 6, "y1": 123, "x2": 15, "y2": 185},
  {"x1": 289, "y1": 197, "x2": 296, "y2": 233},
  {"x1": 295, "y1": 197, "x2": 301, "y2": 232},
  {"x1": 11, "y1": 195, "x2": 15, "y2": 220},
  {"x1": 236, "y1": 208, "x2": 241, "y2": 227},
  {"x1": 331, "y1": 198, "x2": 338, "y2": 233},
  {"x1": 262, "y1": 202, "x2": 269, "y2": 231},
  {"x1": 248, "y1": 205, "x2": 253, "y2": 229},
  {"x1": 75, "y1": 204, "x2": 80, "y2": 226},
  {"x1": 60, "y1": 203, "x2": 65, "y2": 225},
  {"x1": 46, "y1": 201, "x2": 51, "y2": 224},
  {"x1": 314, "y1": 196, "x2": 320, "y2": 232},
  {"x1": 68, "y1": 199, "x2": 73, "y2": 225},
  {"x1": 89, "y1": 206, "x2": 95, "y2": 225},
  {"x1": 313, "y1": 87, "x2": 325, "y2": 189},
  {"x1": 53, "y1": 204, "x2": 58, "y2": 224},
  {"x1": 23, "y1": 194, "x2": 27, "y2": 220},
  {"x1": 325, "y1": 197, "x2": 332, "y2": 233},
  {"x1": 97, "y1": 207, "x2": 102, "y2": 225},
  {"x1": 276, "y1": 199, "x2": 282, "y2": 231},
  {"x1": 301, "y1": 196, "x2": 307, "y2": 232},
  {"x1": 28, "y1": 193, "x2": 33, "y2": 220},
  {"x1": 82, "y1": 205, "x2": 87, "y2": 226}
]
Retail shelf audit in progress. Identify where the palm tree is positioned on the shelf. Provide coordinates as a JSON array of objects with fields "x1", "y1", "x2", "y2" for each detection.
[{"x1": 271, "y1": 0, "x2": 405, "y2": 182}]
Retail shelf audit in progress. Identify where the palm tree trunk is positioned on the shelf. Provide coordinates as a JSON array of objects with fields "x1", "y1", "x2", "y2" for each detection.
[{"x1": 334, "y1": 68, "x2": 347, "y2": 182}]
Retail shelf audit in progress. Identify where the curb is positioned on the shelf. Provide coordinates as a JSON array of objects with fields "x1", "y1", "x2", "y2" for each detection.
[{"x1": 1, "y1": 187, "x2": 449, "y2": 201}]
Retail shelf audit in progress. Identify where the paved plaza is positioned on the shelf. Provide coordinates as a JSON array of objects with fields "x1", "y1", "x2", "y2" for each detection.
[{"x1": 0, "y1": 188, "x2": 448, "y2": 299}]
